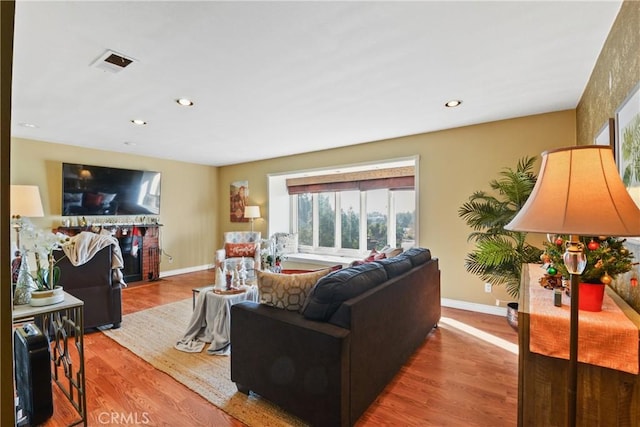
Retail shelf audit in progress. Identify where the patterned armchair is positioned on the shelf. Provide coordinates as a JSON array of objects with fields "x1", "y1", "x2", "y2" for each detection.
[{"x1": 220, "y1": 231, "x2": 262, "y2": 279}]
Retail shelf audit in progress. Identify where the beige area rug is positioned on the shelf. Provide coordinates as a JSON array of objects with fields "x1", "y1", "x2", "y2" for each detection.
[{"x1": 102, "y1": 298, "x2": 306, "y2": 426}]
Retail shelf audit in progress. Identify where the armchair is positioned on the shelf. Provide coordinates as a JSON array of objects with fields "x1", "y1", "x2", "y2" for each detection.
[
  {"x1": 53, "y1": 245, "x2": 122, "y2": 330},
  {"x1": 220, "y1": 231, "x2": 262, "y2": 279}
]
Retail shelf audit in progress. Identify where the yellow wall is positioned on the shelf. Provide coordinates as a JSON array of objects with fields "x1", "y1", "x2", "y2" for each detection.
[
  {"x1": 577, "y1": 0, "x2": 639, "y2": 146},
  {"x1": 577, "y1": 0, "x2": 640, "y2": 311},
  {"x1": 10, "y1": 137, "x2": 219, "y2": 273},
  {"x1": 11, "y1": 111, "x2": 574, "y2": 306},
  {"x1": 219, "y1": 110, "x2": 575, "y2": 306}
]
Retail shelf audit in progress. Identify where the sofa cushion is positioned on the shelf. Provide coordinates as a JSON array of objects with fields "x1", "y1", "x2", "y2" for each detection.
[
  {"x1": 256, "y1": 268, "x2": 331, "y2": 311},
  {"x1": 399, "y1": 247, "x2": 431, "y2": 266},
  {"x1": 302, "y1": 263, "x2": 388, "y2": 321},
  {"x1": 225, "y1": 242, "x2": 256, "y2": 258},
  {"x1": 374, "y1": 256, "x2": 413, "y2": 278}
]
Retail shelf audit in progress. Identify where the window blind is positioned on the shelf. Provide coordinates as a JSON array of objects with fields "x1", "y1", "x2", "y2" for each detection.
[{"x1": 286, "y1": 166, "x2": 414, "y2": 194}]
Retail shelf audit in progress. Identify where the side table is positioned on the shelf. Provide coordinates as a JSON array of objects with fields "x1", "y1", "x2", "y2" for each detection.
[
  {"x1": 12, "y1": 292, "x2": 87, "y2": 427},
  {"x1": 518, "y1": 264, "x2": 640, "y2": 426}
]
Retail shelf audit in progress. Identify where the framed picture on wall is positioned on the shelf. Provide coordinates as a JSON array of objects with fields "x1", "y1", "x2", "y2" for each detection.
[
  {"x1": 615, "y1": 81, "x2": 640, "y2": 244},
  {"x1": 594, "y1": 118, "x2": 615, "y2": 149},
  {"x1": 230, "y1": 180, "x2": 249, "y2": 222},
  {"x1": 615, "y1": 81, "x2": 640, "y2": 209}
]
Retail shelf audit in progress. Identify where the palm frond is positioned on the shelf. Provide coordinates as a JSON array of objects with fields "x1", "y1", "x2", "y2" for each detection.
[{"x1": 458, "y1": 156, "x2": 542, "y2": 298}]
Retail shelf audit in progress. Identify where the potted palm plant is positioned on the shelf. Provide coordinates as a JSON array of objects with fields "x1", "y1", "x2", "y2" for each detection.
[{"x1": 458, "y1": 157, "x2": 544, "y2": 328}]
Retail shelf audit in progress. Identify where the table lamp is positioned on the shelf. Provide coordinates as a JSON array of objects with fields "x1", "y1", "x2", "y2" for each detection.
[
  {"x1": 505, "y1": 146, "x2": 640, "y2": 427},
  {"x1": 10, "y1": 185, "x2": 45, "y2": 251},
  {"x1": 244, "y1": 206, "x2": 261, "y2": 232}
]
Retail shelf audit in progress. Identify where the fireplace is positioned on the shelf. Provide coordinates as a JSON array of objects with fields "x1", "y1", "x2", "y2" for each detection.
[
  {"x1": 55, "y1": 224, "x2": 162, "y2": 283},
  {"x1": 118, "y1": 234, "x2": 143, "y2": 282}
]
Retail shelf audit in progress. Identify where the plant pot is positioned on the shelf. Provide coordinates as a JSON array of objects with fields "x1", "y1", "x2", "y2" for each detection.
[
  {"x1": 506, "y1": 302, "x2": 519, "y2": 331},
  {"x1": 578, "y1": 282, "x2": 605, "y2": 312},
  {"x1": 30, "y1": 286, "x2": 64, "y2": 307}
]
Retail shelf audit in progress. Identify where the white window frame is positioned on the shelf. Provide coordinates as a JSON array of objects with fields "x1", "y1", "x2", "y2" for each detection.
[{"x1": 268, "y1": 156, "x2": 419, "y2": 258}]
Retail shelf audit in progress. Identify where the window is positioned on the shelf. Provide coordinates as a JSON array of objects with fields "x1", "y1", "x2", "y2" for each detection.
[
  {"x1": 292, "y1": 187, "x2": 415, "y2": 255},
  {"x1": 268, "y1": 157, "x2": 418, "y2": 257},
  {"x1": 287, "y1": 163, "x2": 415, "y2": 256}
]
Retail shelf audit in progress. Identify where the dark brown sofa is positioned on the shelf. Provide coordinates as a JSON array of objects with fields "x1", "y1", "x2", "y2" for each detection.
[
  {"x1": 54, "y1": 246, "x2": 122, "y2": 330},
  {"x1": 231, "y1": 248, "x2": 441, "y2": 426}
]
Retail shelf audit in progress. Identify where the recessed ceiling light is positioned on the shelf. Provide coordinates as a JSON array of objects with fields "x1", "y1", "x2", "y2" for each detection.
[
  {"x1": 176, "y1": 98, "x2": 194, "y2": 106},
  {"x1": 19, "y1": 122, "x2": 38, "y2": 128},
  {"x1": 123, "y1": 141, "x2": 137, "y2": 146},
  {"x1": 445, "y1": 100, "x2": 462, "y2": 108},
  {"x1": 131, "y1": 119, "x2": 147, "y2": 125}
]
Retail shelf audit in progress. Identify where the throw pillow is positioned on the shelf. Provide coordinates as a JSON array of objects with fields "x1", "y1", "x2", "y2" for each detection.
[
  {"x1": 382, "y1": 247, "x2": 403, "y2": 258},
  {"x1": 256, "y1": 268, "x2": 331, "y2": 311},
  {"x1": 225, "y1": 242, "x2": 256, "y2": 258}
]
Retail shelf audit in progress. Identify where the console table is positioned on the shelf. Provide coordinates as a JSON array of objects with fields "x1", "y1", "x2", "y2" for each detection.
[
  {"x1": 13, "y1": 293, "x2": 87, "y2": 427},
  {"x1": 518, "y1": 264, "x2": 640, "y2": 426}
]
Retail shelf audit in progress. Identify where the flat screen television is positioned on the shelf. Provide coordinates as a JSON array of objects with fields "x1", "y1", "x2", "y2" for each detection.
[{"x1": 62, "y1": 163, "x2": 161, "y2": 216}]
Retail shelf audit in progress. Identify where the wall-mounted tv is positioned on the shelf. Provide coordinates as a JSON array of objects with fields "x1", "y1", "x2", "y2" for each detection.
[{"x1": 62, "y1": 163, "x2": 161, "y2": 216}]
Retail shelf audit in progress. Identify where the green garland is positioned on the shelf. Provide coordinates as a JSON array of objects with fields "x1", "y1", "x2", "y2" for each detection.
[{"x1": 543, "y1": 236, "x2": 634, "y2": 284}]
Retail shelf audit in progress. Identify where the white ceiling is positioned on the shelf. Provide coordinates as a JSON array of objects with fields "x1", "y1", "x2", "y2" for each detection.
[{"x1": 11, "y1": 1, "x2": 622, "y2": 167}]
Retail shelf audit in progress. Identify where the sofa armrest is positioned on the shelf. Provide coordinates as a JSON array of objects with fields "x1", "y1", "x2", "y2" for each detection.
[{"x1": 231, "y1": 301, "x2": 351, "y2": 426}]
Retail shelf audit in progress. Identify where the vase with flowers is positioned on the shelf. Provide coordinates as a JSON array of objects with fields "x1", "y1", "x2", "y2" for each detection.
[
  {"x1": 20, "y1": 223, "x2": 69, "y2": 306},
  {"x1": 542, "y1": 235, "x2": 635, "y2": 311}
]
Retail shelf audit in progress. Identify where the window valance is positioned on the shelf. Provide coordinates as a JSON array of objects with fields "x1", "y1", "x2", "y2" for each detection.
[{"x1": 286, "y1": 166, "x2": 414, "y2": 194}]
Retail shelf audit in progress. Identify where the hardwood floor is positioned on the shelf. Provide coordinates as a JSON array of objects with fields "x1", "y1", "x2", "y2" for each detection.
[{"x1": 42, "y1": 269, "x2": 518, "y2": 426}]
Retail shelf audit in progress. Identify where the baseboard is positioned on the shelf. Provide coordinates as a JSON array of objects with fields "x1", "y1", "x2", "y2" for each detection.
[
  {"x1": 441, "y1": 298, "x2": 508, "y2": 317},
  {"x1": 159, "y1": 264, "x2": 213, "y2": 278}
]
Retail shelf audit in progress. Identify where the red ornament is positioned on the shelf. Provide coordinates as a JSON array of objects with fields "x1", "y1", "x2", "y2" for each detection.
[
  {"x1": 555, "y1": 237, "x2": 564, "y2": 246},
  {"x1": 587, "y1": 239, "x2": 600, "y2": 251}
]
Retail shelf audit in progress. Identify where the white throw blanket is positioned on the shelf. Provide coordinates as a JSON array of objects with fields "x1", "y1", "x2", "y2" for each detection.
[
  {"x1": 62, "y1": 231, "x2": 126, "y2": 286},
  {"x1": 175, "y1": 285, "x2": 258, "y2": 355}
]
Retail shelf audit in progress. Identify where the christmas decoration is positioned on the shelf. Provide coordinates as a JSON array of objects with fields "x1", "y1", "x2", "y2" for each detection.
[
  {"x1": 547, "y1": 266, "x2": 557, "y2": 275},
  {"x1": 543, "y1": 236, "x2": 635, "y2": 284}
]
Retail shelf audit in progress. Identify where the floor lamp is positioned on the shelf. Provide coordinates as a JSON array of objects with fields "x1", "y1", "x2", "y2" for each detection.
[
  {"x1": 505, "y1": 146, "x2": 640, "y2": 427},
  {"x1": 244, "y1": 206, "x2": 260, "y2": 232}
]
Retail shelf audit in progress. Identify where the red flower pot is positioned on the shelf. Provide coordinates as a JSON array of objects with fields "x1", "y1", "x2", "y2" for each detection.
[{"x1": 578, "y1": 282, "x2": 605, "y2": 312}]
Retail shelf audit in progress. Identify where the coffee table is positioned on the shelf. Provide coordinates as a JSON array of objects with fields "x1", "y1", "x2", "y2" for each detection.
[{"x1": 177, "y1": 285, "x2": 258, "y2": 355}]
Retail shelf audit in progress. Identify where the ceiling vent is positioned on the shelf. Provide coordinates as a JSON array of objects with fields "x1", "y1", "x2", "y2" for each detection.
[{"x1": 91, "y1": 50, "x2": 136, "y2": 73}]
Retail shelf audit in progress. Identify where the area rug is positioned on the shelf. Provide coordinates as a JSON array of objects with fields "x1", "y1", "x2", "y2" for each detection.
[{"x1": 102, "y1": 298, "x2": 306, "y2": 426}]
